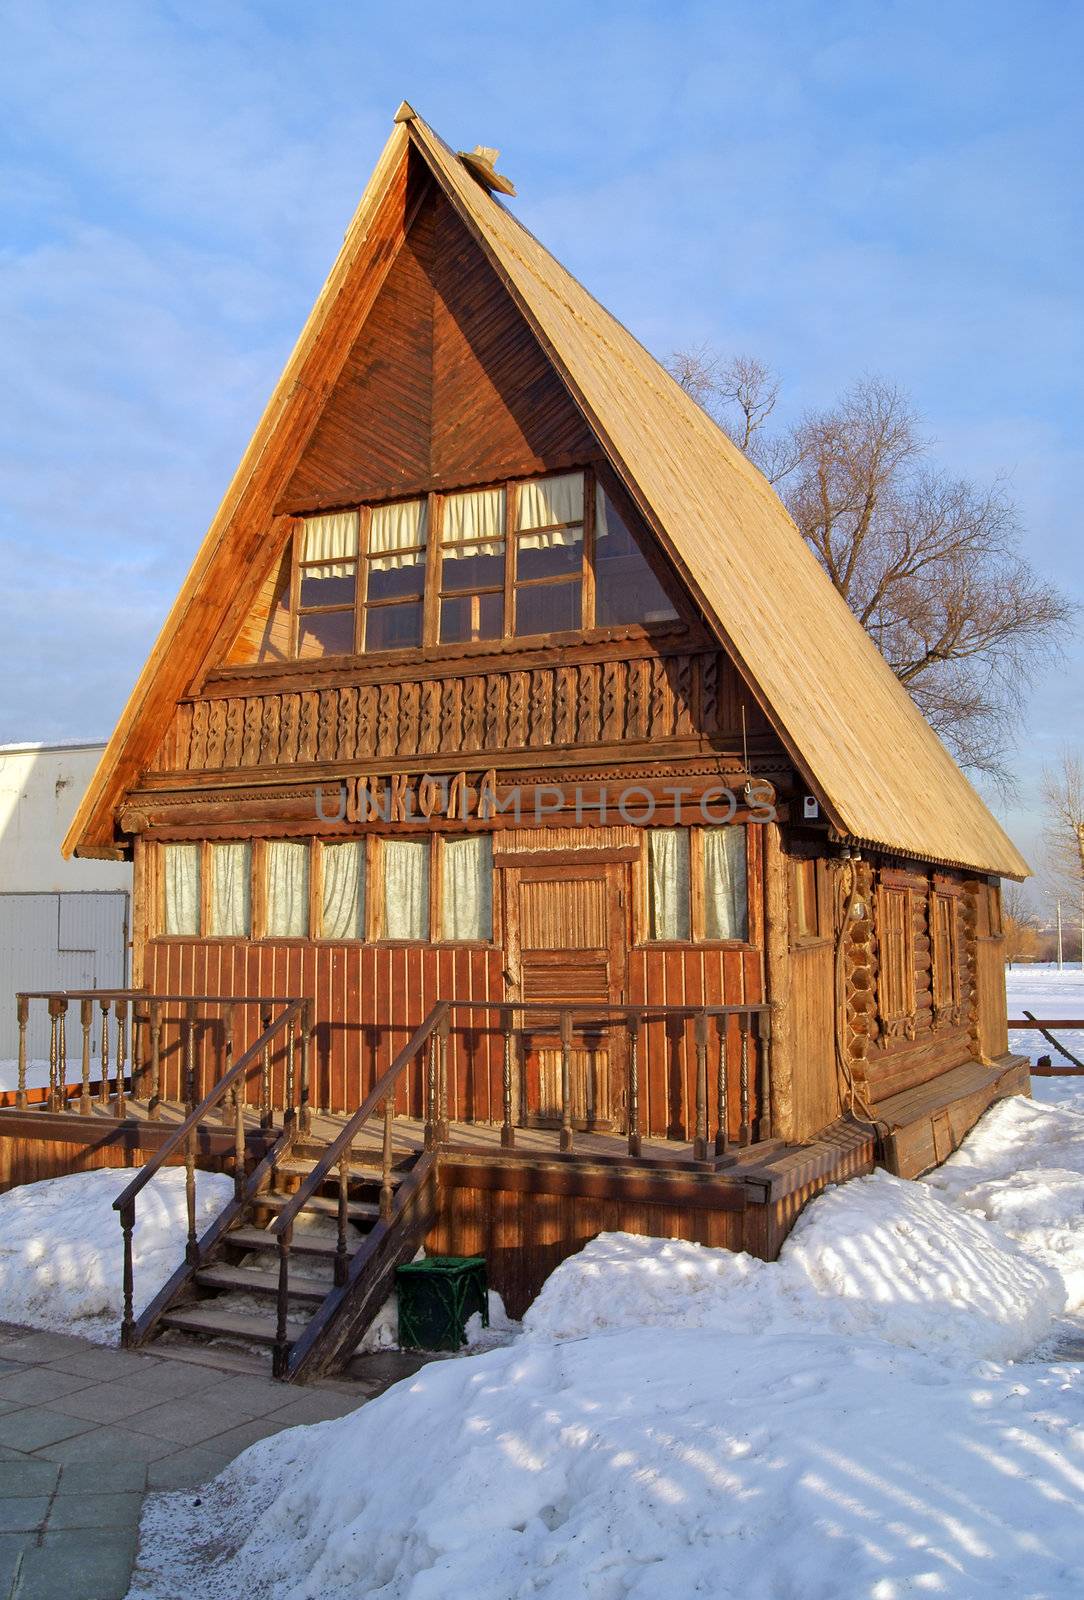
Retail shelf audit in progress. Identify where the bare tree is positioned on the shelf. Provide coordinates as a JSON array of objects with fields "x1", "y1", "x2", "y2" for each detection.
[
  {"x1": 1041, "y1": 749, "x2": 1084, "y2": 903},
  {"x1": 1001, "y1": 883, "x2": 1041, "y2": 966},
  {"x1": 668, "y1": 352, "x2": 1074, "y2": 778}
]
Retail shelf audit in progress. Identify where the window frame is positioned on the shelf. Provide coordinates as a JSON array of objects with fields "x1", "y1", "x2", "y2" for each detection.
[
  {"x1": 155, "y1": 836, "x2": 499, "y2": 948},
  {"x1": 271, "y1": 466, "x2": 684, "y2": 664},
  {"x1": 636, "y1": 824, "x2": 754, "y2": 948}
]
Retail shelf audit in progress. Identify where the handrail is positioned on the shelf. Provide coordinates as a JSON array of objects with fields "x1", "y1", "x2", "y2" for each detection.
[
  {"x1": 269, "y1": 1001, "x2": 449, "y2": 1239},
  {"x1": 440, "y1": 999, "x2": 770, "y2": 1019},
  {"x1": 17, "y1": 990, "x2": 299, "y2": 1004},
  {"x1": 112, "y1": 999, "x2": 305, "y2": 1214}
]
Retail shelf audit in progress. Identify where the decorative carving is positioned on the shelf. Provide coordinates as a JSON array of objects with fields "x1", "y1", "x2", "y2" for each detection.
[{"x1": 159, "y1": 651, "x2": 762, "y2": 777}]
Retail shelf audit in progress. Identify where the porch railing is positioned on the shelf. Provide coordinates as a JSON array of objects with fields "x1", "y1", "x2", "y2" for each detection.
[
  {"x1": 110, "y1": 998, "x2": 310, "y2": 1346},
  {"x1": 12, "y1": 990, "x2": 305, "y2": 1118},
  {"x1": 436, "y1": 999, "x2": 773, "y2": 1163}
]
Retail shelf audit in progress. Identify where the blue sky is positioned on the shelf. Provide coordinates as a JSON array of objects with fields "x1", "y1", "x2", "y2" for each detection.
[{"x1": 1, "y1": 0, "x2": 1080, "y2": 877}]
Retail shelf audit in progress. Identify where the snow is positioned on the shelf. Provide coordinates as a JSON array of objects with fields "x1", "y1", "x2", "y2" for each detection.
[
  {"x1": 0, "y1": 1166, "x2": 233, "y2": 1342},
  {"x1": 1006, "y1": 961, "x2": 1084, "y2": 1073},
  {"x1": 0, "y1": 1059, "x2": 55, "y2": 1093},
  {"x1": 127, "y1": 1080, "x2": 1084, "y2": 1600}
]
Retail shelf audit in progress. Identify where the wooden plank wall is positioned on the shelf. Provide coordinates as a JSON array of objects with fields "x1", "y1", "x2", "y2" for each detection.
[
  {"x1": 788, "y1": 940, "x2": 840, "y2": 1139},
  {"x1": 144, "y1": 938, "x2": 761, "y2": 1135}
]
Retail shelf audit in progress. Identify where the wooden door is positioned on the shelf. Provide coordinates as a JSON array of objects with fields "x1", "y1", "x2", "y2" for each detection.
[{"x1": 504, "y1": 862, "x2": 628, "y2": 1128}]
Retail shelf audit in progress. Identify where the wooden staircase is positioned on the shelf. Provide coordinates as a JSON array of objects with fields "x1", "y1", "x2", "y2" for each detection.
[{"x1": 155, "y1": 1151, "x2": 409, "y2": 1359}]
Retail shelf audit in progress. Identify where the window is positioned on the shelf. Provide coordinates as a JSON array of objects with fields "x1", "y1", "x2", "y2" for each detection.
[
  {"x1": 931, "y1": 892, "x2": 959, "y2": 1021},
  {"x1": 793, "y1": 858, "x2": 819, "y2": 940},
  {"x1": 382, "y1": 839, "x2": 430, "y2": 940},
  {"x1": 163, "y1": 844, "x2": 200, "y2": 935},
  {"x1": 646, "y1": 827, "x2": 749, "y2": 943},
  {"x1": 441, "y1": 836, "x2": 493, "y2": 941},
  {"x1": 361, "y1": 500, "x2": 428, "y2": 651},
  {"x1": 296, "y1": 512, "x2": 359, "y2": 659},
  {"x1": 210, "y1": 843, "x2": 251, "y2": 936},
  {"x1": 439, "y1": 489, "x2": 505, "y2": 643},
  {"x1": 703, "y1": 828, "x2": 747, "y2": 940},
  {"x1": 648, "y1": 829, "x2": 691, "y2": 940},
  {"x1": 265, "y1": 841, "x2": 310, "y2": 937},
  {"x1": 878, "y1": 887, "x2": 915, "y2": 1037},
  {"x1": 513, "y1": 473, "x2": 584, "y2": 634},
  {"x1": 262, "y1": 469, "x2": 681, "y2": 661},
  {"x1": 320, "y1": 842, "x2": 365, "y2": 939},
  {"x1": 594, "y1": 488, "x2": 677, "y2": 626}
]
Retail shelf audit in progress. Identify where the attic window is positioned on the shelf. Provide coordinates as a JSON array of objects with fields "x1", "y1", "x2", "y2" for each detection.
[
  {"x1": 261, "y1": 468, "x2": 682, "y2": 663},
  {"x1": 297, "y1": 512, "x2": 359, "y2": 658}
]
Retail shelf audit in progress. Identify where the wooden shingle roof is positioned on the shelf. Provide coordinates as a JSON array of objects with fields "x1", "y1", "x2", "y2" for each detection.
[{"x1": 65, "y1": 107, "x2": 1028, "y2": 877}]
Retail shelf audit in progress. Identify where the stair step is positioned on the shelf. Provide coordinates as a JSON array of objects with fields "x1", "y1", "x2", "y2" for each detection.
[
  {"x1": 276, "y1": 1158, "x2": 405, "y2": 1186},
  {"x1": 255, "y1": 1190, "x2": 381, "y2": 1223},
  {"x1": 159, "y1": 1306, "x2": 281, "y2": 1347},
  {"x1": 227, "y1": 1225, "x2": 362, "y2": 1260},
  {"x1": 194, "y1": 1263, "x2": 329, "y2": 1303}
]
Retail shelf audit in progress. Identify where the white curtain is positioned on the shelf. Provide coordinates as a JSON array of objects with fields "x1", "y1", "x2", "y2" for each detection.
[
  {"x1": 369, "y1": 499, "x2": 428, "y2": 570},
  {"x1": 594, "y1": 480, "x2": 609, "y2": 542},
  {"x1": 321, "y1": 842, "x2": 365, "y2": 939},
  {"x1": 648, "y1": 828, "x2": 691, "y2": 941},
  {"x1": 703, "y1": 827, "x2": 748, "y2": 941},
  {"x1": 441, "y1": 836, "x2": 492, "y2": 941},
  {"x1": 443, "y1": 487, "x2": 506, "y2": 547},
  {"x1": 382, "y1": 840, "x2": 429, "y2": 940},
  {"x1": 301, "y1": 511, "x2": 359, "y2": 577},
  {"x1": 164, "y1": 844, "x2": 200, "y2": 936},
  {"x1": 517, "y1": 472, "x2": 583, "y2": 550},
  {"x1": 210, "y1": 843, "x2": 251, "y2": 937},
  {"x1": 266, "y1": 841, "x2": 310, "y2": 937}
]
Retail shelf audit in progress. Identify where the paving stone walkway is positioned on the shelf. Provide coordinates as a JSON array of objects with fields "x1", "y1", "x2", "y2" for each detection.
[{"x1": 0, "y1": 1322, "x2": 421, "y2": 1599}]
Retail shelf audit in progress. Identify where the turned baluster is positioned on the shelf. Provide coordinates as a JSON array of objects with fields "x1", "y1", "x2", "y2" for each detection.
[
  {"x1": 260, "y1": 1007, "x2": 273, "y2": 1131},
  {"x1": 500, "y1": 1007, "x2": 515, "y2": 1149},
  {"x1": 273, "y1": 1225, "x2": 293, "y2": 1380},
  {"x1": 114, "y1": 999, "x2": 127, "y2": 1117},
  {"x1": 183, "y1": 1001, "x2": 197, "y2": 1113},
  {"x1": 380, "y1": 1097, "x2": 394, "y2": 1221},
  {"x1": 119, "y1": 1200, "x2": 136, "y2": 1347},
  {"x1": 437, "y1": 1008, "x2": 450, "y2": 1145},
  {"x1": 15, "y1": 995, "x2": 28, "y2": 1109},
  {"x1": 47, "y1": 997, "x2": 61, "y2": 1111},
  {"x1": 694, "y1": 1011, "x2": 710, "y2": 1162},
  {"x1": 79, "y1": 998, "x2": 93, "y2": 1114},
  {"x1": 626, "y1": 1011, "x2": 641, "y2": 1158},
  {"x1": 559, "y1": 1009, "x2": 574, "y2": 1154},
  {"x1": 185, "y1": 1125, "x2": 198, "y2": 1265},
  {"x1": 148, "y1": 1000, "x2": 162, "y2": 1119},
  {"x1": 738, "y1": 1012, "x2": 751, "y2": 1148},
  {"x1": 98, "y1": 1000, "x2": 110, "y2": 1106},
  {"x1": 299, "y1": 1001, "x2": 312, "y2": 1136},
  {"x1": 284, "y1": 1014, "x2": 297, "y2": 1128},
  {"x1": 424, "y1": 1028, "x2": 439, "y2": 1150},
  {"x1": 220, "y1": 1004, "x2": 235, "y2": 1126},
  {"x1": 755, "y1": 1011, "x2": 773, "y2": 1142},
  {"x1": 715, "y1": 1019, "x2": 730, "y2": 1158},
  {"x1": 334, "y1": 1150, "x2": 350, "y2": 1286}
]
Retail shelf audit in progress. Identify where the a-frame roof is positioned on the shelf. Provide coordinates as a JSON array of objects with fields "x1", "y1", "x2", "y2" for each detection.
[{"x1": 65, "y1": 105, "x2": 1028, "y2": 879}]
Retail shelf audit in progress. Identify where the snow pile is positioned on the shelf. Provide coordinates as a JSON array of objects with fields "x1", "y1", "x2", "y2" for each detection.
[
  {"x1": 130, "y1": 1326, "x2": 1084, "y2": 1600},
  {"x1": 524, "y1": 1168, "x2": 1064, "y2": 1361},
  {"x1": 1006, "y1": 961, "x2": 1084, "y2": 1070},
  {"x1": 925, "y1": 1093, "x2": 1084, "y2": 1308},
  {"x1": 0, "y1": 1166, "x2": 233, "y2": 1341}
]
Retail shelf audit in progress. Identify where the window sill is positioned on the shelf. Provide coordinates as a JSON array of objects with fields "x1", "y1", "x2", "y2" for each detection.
[{"x1": 633, "y1": 940, "x2": 756, "y2": 952}]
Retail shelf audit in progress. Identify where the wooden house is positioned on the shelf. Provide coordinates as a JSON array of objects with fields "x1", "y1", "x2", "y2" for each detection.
[{"x1": 2, "y1": 106, "x2": 1029, "y2": 1379}]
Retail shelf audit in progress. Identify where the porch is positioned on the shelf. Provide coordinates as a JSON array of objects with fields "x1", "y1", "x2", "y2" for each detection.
[{"x1": 1, "y1": 989, "x2": 876, "y2": 1379}]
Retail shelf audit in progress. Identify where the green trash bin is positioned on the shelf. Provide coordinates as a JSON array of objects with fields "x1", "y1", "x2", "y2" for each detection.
[{"x1": 396, "y1": 1255, "x2": 488, "y2": 1352}]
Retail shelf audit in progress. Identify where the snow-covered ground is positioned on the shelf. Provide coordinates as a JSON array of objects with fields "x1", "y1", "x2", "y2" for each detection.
[
  {"x1": 1007, "y1": 961, "x2": 1084, "y2": 1083},
  {"x1": 128, "y1": 1086, "x2": 1084, "y2": 1600},
  {"x1": 0, "y1": 1058, "x2": 56, "y2": 1093},
  {"x1": 0, "y1": 1167, "x2": 233, "y2": 1342}
]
